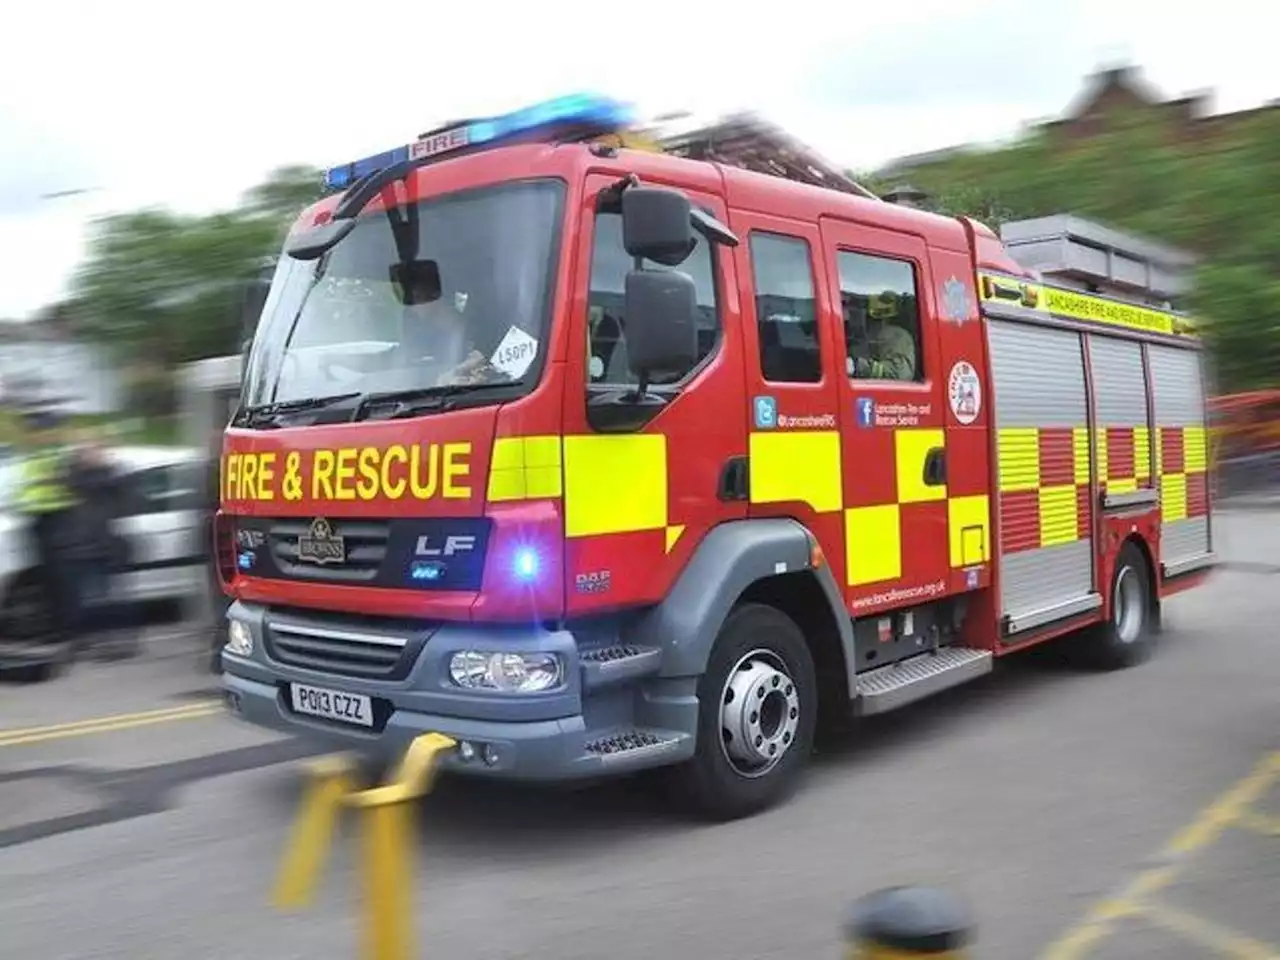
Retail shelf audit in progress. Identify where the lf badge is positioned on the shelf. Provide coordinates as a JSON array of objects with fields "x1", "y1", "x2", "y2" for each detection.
[{"x1": 415, "y1": 534, "x2": 477, "y2": 557}]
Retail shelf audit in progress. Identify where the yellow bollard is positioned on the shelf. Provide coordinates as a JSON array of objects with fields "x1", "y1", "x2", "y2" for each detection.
[
  {"x1": 845, "y1": 886, "x2": 975, "y2": 959},
  {"x1": 273, "y1": 754, "x2": 358, "y2": 910},
  {"x1": 346, "y1": 733, "x2": 456, "y2": 960},
  {"x1": 272, "y1": 733, "x2": 457, "y2": 960}
]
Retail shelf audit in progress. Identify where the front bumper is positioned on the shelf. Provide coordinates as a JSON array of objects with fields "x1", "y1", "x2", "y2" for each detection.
[{"x1": 219, "y1": 601, "x2": 696, "y2": 782}]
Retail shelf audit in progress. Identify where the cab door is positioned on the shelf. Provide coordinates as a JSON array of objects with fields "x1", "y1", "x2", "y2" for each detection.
[
  {"x1": 558, "y1": 173, "x2": 749, "y2": 616},
  {"x1": 818, "y1": 219, "x2": 950, "y2": 618},
  {"x1": 733, "y1": 213, "x2": 847, "y2": 588}
]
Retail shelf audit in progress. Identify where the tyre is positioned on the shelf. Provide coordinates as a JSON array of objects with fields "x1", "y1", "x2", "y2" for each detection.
[
  {"x1": 0, "y1": 576, "x2": 73, "y2": 682},
  {"x1": 668, "y1": 602, "x2": 818, "y2": 821},
  {"x1": 1080, "y1": 541, "x2": 1156, "y2": 670}
]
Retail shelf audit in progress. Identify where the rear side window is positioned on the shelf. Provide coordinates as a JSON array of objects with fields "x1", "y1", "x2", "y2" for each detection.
[
  {"x1": 750, "y1": 233, "x2": 821, "y2": 383},
  {"x1": 586, "y1": 211, "x2": 720, "y2": 387},
  {"x1": 837, "y1": 251, "x2": 924, "y2": 382}
]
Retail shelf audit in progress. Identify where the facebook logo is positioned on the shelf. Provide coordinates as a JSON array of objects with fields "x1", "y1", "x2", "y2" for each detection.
[
  {"x1": 753, "y1": 395, "x2": 778, "y2": 429},
  {"x1": 855, "y1": 397, "x2": 875, "y2": 428}
]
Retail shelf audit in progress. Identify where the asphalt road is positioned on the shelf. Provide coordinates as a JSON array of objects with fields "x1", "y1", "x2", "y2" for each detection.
[{"x1": 1, "y1": 511, "x2": 1277, "y2": 960}]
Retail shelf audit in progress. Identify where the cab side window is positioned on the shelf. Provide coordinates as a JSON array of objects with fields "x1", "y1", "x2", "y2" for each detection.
[
  {"x1": 586, "y1": 211, "x2": 720, "y2": 387},
  {"x1": 751, "y1": 232, "x2": 821, "y2": 383},
  {"x1": 838, "y1": 251, "x2": 923, "y2": 382}
]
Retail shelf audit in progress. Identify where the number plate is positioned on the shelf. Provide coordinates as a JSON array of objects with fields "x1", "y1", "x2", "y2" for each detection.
[{"x1": 289, "y1": 683, "x2": 374, "y2": 728}]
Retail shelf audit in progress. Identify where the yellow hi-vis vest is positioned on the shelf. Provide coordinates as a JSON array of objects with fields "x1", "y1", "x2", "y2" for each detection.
[{"x1": 16, "y1": 450, "x2": 78, "y2": 515}]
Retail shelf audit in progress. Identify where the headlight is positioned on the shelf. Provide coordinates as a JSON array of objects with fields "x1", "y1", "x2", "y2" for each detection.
[
  {"x1": 448, "y1": 651, "x2": 563, "y2": 693},
  {"x1": 225, "y1": 620, "x2": 254, "y2": 656}
]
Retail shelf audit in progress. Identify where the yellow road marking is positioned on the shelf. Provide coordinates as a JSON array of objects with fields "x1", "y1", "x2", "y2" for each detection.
[
  {"x1": 1166, "y1": 751, "x2": 1280, "y2": 855},
  {"x1": 1041, "y1": 750, "x2": 1280, "y2": 959},
  {"x1": 1138, "y1": 900, "x2": 1280, "y2": 959},
  {"x1": 0, "y1": 701, "x2": 222, "y2": 747},
  {"x1": 1233, "y1": 808, "x2": 1280, "y2": 838}
]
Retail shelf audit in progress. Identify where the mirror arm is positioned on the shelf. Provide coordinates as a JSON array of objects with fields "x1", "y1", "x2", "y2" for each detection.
[
  {"x1": 628, "y1": 253, "x2": 651, "y2": 404},
  {"x1": 602, "y1": 173, "x2": 639, "y2": 207}
]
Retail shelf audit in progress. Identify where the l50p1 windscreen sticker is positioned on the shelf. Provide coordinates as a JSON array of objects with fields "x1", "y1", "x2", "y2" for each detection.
[{"x1": 490, "y1": 326, "x2": 539, "y2": 380}]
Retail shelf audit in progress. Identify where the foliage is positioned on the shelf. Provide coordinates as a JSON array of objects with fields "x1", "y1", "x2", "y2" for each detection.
[
  {"x1": 861, "y1": 107, "x2": 1280, "y2": 392},
  {"x1": 69, "y1": 165, "x2": 324, "y2": 373}
]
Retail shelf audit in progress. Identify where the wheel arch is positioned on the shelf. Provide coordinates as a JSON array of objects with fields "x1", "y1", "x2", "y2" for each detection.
[
  {"x1": 1117, "y1": 533, "x2": 1161, "y2": 630},
  {"x1": 631, "y1": 518, "x2": 856, "y2": 701}
]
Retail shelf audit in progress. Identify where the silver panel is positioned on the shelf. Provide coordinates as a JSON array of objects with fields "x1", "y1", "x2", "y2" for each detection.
[
  {"x1": 1005, "y1": 592, "x2": 1102, "y2": 635},
  {"x1": 1113, "y1": 253, "x2": 1146, "y2": 287},
  {"x1": 987, "y1": 321, "x2": 1087, "y2": 428},
  {"x1": 1000, "y1": 540, "x2": 1094, "y2": 622},
  {"x1": 988, "y1": 319, "x2": 1094, "y2": 623},
  {"x1": 1163, "y1": 551, "x2": 1216, "y2": 578},
  {"x1": 1088, "y1": 336, "x2": 1148, "y2": 427},
  {"x1": 1104, "y1": 489, "x2": 1159, "y2": 510},
  {"x1": 271, "y1": 623, "x2": 408, "y2": 648},
  {"x1": 1163, "y1": 517, "x2": 1210, "y2": 567},
  {"x1": 1067, "y1": 243, "x2": 1109, "y2": 277},
  {"x1": 1148, "y1": 344, "x2": 1211, "y2": 562},
  {"x1": 1148, "y1": 345, "x2": 1205, "y2": 428}
]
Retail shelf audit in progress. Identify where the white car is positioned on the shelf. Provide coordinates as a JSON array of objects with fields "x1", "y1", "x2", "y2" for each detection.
[{"x1": 0, "y1": 445, "x2": 211, "y2": 673}]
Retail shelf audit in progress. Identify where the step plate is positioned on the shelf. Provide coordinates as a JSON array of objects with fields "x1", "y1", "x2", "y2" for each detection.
[
  {"x1": 580, "y1": 645, "x2": 662, "y2": 690},
  {"x1": 855, "y1": 647, "x2": 993, "y2": 716},
  {"x1": 583, "y1": 729, "x2": 686, "y2": 768}
]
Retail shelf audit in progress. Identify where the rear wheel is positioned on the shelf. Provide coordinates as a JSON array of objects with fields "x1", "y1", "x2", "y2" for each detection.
[
  {"x1": 1080, "y1": 542, "x2": 1156, "y2": 670},
  {"x1": 668, "y1": 603, "x2": 817, "y2": 821}
]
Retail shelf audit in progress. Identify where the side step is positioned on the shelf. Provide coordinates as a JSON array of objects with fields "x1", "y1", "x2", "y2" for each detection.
[
  {"x1": 580, "y1": 644, "x2": 662, "y2": 690},
  {"x1": 854, "y1": 647, "x2": 993, "y2": 716},
  {"x1": 583, "y1": 729, "x2": 690, "y2": 769}
]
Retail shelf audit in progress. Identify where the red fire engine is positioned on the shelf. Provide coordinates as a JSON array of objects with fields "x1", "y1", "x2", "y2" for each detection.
[{"x1": 217, "y1": 95, "x2": 1214, "y2": 820}]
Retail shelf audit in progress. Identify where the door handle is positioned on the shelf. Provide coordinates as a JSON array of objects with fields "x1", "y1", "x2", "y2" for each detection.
[
  {"x1": 719, "y1": 456, "x2": 749, "y2": 502},
  {"x1": 923, "y1": 448, "x2": 946, "y2": 486}
]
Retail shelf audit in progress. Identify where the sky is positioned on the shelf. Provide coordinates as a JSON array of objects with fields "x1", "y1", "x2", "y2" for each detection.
[{"x1": 1, "y1": 0, "x2": 1276, "y2": 320}]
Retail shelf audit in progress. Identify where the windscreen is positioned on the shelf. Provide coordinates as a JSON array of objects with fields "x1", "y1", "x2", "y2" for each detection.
[{"x1": 240, "y1": 179, "x2": 564, "y2": 410}]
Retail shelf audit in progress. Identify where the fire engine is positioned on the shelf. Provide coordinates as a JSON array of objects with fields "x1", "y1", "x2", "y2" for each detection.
[{"x1": 217, "y1": 94, "x2": 1215, "y2": 820}]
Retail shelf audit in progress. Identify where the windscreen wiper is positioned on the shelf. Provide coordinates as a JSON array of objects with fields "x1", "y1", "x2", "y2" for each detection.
[
  {"x1": 351, "y1": 382, "x2": 512, "y2": 422},
  {"x1": 237, "y1": 392, "x2": 360, "y2": 428}
]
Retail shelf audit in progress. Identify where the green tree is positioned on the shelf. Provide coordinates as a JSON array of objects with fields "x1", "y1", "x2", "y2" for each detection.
[
  {"x1": 70, "y1": 165, "x2": 324, "y2": 370},
  {"x1": 867, "y1": 109, "x2": 1280, "y2": 392},
  {"x1": 242, "y1": 164, "x2": 326, "y2": 221}
]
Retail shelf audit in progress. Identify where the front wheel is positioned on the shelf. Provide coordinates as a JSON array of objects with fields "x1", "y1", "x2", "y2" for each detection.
[{"x1": 668, "y1": 603, "x2": 817, "y2": 821}]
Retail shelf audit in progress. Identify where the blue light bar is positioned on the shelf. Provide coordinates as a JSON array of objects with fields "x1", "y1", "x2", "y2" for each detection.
[{"x1": 324, "y1": 93, "x2": 635, "y2": 191}]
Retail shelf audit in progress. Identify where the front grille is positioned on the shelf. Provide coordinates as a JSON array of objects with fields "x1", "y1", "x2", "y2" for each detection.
[
  {"x1": 269, "y1": 519, "x2": 390, "y2": 583},
  {"x1": 268, "y1": 617, "x2": 416, "y2": 678}
]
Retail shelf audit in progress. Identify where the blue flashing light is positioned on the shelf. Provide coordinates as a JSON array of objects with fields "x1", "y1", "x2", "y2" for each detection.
[
  {"x1": 325, "y1": 144, "x2": 411, "y2": 191},
  {"x1": 513, "y1": 547, "x2": 540, "y2": 582},
  {"x1": 323, "y1": 93, "x2": 634, "y2": 192}
]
